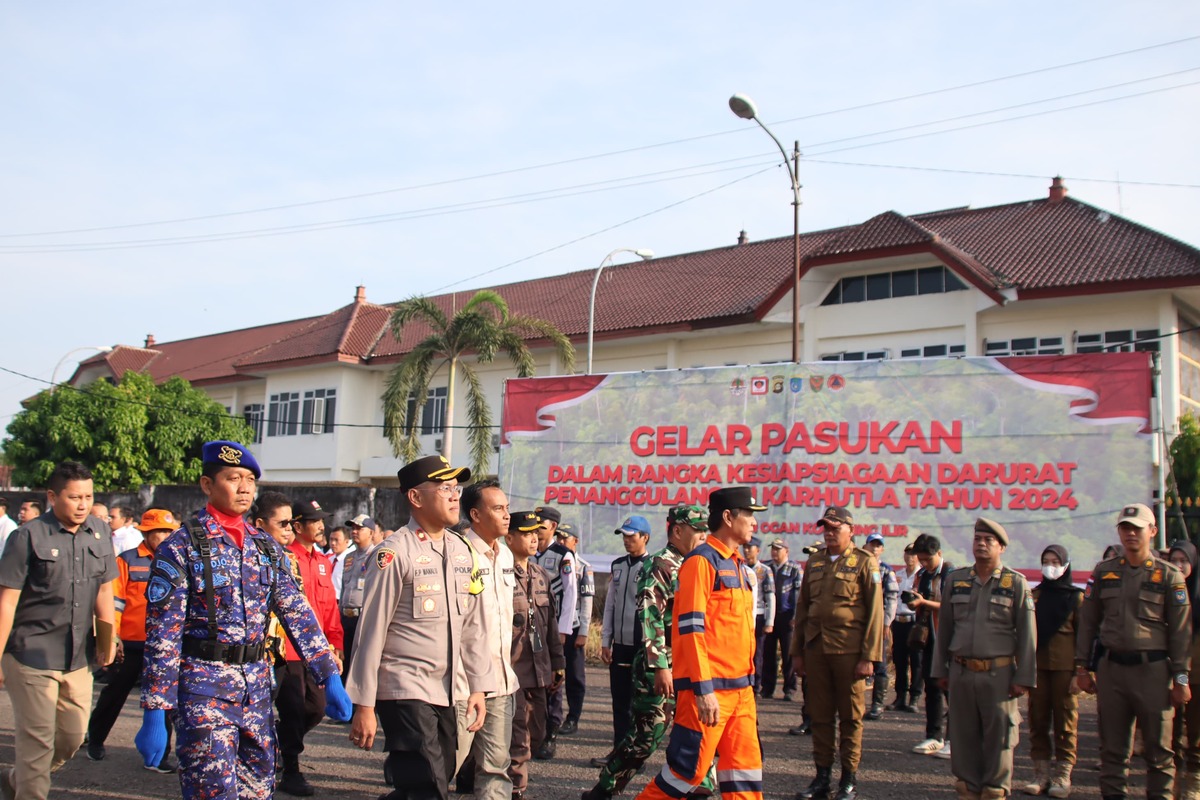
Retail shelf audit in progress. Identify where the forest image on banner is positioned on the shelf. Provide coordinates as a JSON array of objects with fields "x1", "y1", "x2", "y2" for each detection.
[{"x1": 499, "y1": 354, "x2": 1153, "y2": 573}]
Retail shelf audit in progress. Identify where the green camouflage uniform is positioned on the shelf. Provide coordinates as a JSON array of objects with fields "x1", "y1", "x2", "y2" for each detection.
[{"x1": 596, "y1": 506, "x2": 716, "y2": 795}]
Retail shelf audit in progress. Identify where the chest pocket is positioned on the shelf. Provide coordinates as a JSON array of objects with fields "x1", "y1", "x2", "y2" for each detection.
[
  {"x1": 951, "y1": 593, "x2": 972, "y2": 620},
  {"x1": 832, "y1": 573, "x2": 859, "y2": 600},
  {"x1": 28, "y1": 537, "x2": 64, "y2": 591},
  {"x1": 83, "y1": 537, "x2": 108, "y2": 578},
  {"x1": 1138, "y1": 588, "x2": 1166, "y2": 622},
  {"x1": 988, "y1": 594, "x2": 1013, "y2": 622},
  {"x1": 128, "y1": 566, "x2": 152, "y2": 585}
]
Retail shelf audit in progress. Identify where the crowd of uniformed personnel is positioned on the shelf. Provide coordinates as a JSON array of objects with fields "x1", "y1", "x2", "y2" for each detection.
[{"x1": 2, "y1": 443, "x2": 1200, "y2": 800}]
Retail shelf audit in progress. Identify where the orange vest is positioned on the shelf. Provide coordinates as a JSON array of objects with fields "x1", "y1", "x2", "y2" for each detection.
[{"x1": 115, "y1": 542, "x2": 155, "y2": 642}]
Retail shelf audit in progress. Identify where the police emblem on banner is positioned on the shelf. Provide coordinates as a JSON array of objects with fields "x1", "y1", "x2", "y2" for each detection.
[{"x1": 771, "y1": 376, "x2": 784, "y2": 394}]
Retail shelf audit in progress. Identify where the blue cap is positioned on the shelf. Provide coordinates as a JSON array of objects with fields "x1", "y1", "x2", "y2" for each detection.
[
  {"x1": 747, "y1": 536, "x2": 763, "y2": 548},
  {"x1": 614, "y1": 515, "x2": 651, "y2": 536},
  {"x1": 201, "y1": 441, "x2": 261, "y2": 479},
  {"x1": 865, "y1": 532, "x2": 885, "y2": 545}
]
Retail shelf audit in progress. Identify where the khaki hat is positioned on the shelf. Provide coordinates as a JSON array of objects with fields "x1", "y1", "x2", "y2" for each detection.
[
  {"x1": 974, "y1": 517, "x2": 1008, "y2": 546},
  {"x1": 1117, "y1": 503, "x2": 1155, "y2": 528},
  {"x1": 768, "y1": 537, "x2": 788, "y2": 550}
]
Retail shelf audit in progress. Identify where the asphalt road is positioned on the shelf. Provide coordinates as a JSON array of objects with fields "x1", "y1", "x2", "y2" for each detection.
[{"x1": 0, "y1": 667, "x2": 1140, "y2": 799}]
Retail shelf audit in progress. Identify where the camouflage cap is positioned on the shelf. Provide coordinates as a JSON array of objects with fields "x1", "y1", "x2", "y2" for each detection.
[{"x1": 667, "y1": 503, "x2": 707, "y2": 530}]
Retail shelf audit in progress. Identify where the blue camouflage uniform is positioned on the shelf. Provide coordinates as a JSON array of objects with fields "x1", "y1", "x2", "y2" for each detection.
[{"x1": 141, "y1": 508, "x2": 339, "y2": 800}]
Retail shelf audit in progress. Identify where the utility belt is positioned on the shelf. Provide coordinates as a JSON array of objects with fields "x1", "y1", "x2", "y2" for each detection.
[
  {"x1": 342, "y1": 607, "x2": 362, "y2": 618},
  {"x1": 182, "y1": 637, "x2": 267, "y2": 665},
  {"x1": 954, "y1": 655, "x2": 1014, "y2": 673},
  {"x1": 1106, "y1": 649, "x2": 1168, "y2": 666},
  {"x1": 894, "y1": 614, "x2": 916, "y2": 623}
]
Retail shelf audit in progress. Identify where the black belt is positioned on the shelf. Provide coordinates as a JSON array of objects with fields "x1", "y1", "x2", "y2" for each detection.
[
  {"x1": 1106, "y1": 649, "x2": 1167, "y2": 666},
  {"x1": 182, "y1": 638, "x2": 266, "y2": 665}
]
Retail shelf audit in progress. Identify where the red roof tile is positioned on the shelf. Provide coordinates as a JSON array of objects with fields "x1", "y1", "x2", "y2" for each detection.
[{"x1": 76, "y1": 185, "x2": 1200, "y2": 383}]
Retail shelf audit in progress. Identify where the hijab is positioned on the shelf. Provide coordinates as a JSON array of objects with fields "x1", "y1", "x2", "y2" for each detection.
[
  {"x1": 1034, "y1": 544, "x2": 1082, "y2": 641},
  {"x1": 1168, "y1": 540, "x2": 1200, "y2": 631}
]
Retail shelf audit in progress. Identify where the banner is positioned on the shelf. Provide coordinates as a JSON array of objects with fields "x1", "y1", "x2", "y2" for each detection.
[{"x1": 499, "y1": 354, "x2": 1154, "y2": 572}]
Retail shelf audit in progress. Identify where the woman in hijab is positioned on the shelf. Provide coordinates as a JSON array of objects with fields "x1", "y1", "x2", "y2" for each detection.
[
  {"x1": 1023, "y1": 544, "x2": 1083, "y2": 798},
  {"x1": 1168, "y1": 540, "x2": 1200, "y2": 799}
]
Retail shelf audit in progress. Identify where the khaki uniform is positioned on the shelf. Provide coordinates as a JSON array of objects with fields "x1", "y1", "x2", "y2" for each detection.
[
  {"x1": 509, "y1": 561, "x2": 564, "y2": 794},
  {"x1": 1029, "y1": 585, "x2": 1083, "y2": 765},
  {"x1": 346, "y1": 525, "x2": 493, "y2": 706},
  {"x1": 1076, "y1": 555, "x2": 1191, "y2": 799},
  {"x1": 931, "y1": 565, "x2": 1036, "y2": 796},
  {"x1": 790, "y1": 543, "x2": 883, "y2": 774}
]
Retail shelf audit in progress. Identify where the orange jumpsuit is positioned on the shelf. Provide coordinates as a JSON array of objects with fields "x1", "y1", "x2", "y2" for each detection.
[{"x1": 635, "y1": 536, "x2": 762, "y2": 800}]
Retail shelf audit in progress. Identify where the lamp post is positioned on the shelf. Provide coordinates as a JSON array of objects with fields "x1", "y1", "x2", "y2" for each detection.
[
  {"x1": 729, "y1": 93, "x2": 803, "y2": 363},
  {"x1": 588, "y1": 248, "x2": 655, "y2": 374},
  {"x1": 52, "y1": 345, "x2": 113, "y2": 386}
]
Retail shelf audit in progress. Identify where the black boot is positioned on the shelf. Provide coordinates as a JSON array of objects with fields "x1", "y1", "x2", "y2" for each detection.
[
  {"x1": 833, "y1": 771, "x2": 857, "y2": 800},
  {"x1": 559, "y1": 717, "x2": 579, "y2": 735},
  {"x1": 796, "y1": 767, "x2": 832, "y2": 800},
  {"x1": 872, "y1": 672, "x2": 889, "y2": 709},
  {"x1": 864, "y1": 703, "x2": 882, "y2": 721},
  {"x1": 534, "y1": 726, "x2": 558, "y2": 760},
  {"x1": 581, "y1": 788, "x2": 614, "y2": 800},
  {"x1": 279, "y1": 756, "x2": 315, "y2": 797}
]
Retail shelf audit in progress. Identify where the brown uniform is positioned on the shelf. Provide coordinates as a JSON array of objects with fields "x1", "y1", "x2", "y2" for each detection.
[
  {"x1": 1076, "y1": 555, "x2": 1191, "y2": 798},
  {"x1": 509, "y1": 560, "x2": 564, "y2": 793},
  {"x1": 790, "y1": 543, "x2": 883, "y2": 774},
  {"x1": 931, "y1": 565, "x2": 1037, "y2": 797},
  {"x1": 1029, "y1": 584, "x2": 1083, "y2": 765}
]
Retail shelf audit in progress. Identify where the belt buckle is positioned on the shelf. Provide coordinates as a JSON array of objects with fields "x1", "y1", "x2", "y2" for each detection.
[{"x1": 968, "y1": 658, "x2": 988, "y2": 672}]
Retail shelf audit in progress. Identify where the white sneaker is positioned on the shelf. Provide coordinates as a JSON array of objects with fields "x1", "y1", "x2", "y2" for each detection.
[
  {"x1": 912, "y1": 738, "x2": 944, "y2": 754},
  {"x1": 933, "y1": 741, "x2": 952, "y2": 759}
]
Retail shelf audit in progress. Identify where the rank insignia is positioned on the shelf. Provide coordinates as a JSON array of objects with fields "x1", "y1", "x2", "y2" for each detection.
[
  {"x1": 415, "y1": 530, "x2": 427, "y2": 541},
  {"x1": 954, "y1": 580, "x2": 971, "y2": 588},
  {"x1": 376, "y1": 548, "x2": 397, "y2": 570},
  {"x1": 453, "y1": 554, "x2": 469, "y2": 565},
  {"x1": 1102, "y1": 572, "x2": 1120, "y2": 581},
  {"x1": 1153, "y1": 569, "x2": 1163, "y2": 584},
  {"x1": 218, "y1": 445, "x2": 243, "y2": 464},
  {"x1": 1000, "y1": 573, "x2": 1012, "y2": 589},
  {"x1": 416, "y1": 555, "x2": 432, "y2": 565}
]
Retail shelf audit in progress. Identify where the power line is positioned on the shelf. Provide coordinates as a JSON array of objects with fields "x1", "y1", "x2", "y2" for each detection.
[
  {"x1": 803, "y1": 157, "x2": 1200, "y2": 189},
  {"x1": 1, "y1": 34, "x2": 1196, "y2": 240}
]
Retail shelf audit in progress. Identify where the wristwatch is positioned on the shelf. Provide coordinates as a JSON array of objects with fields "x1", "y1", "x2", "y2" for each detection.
[{"x1": 1175, "y1": 674, "x2": 1190, "y2": 686}]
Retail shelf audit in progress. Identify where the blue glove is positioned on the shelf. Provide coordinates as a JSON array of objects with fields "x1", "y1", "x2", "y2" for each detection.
[
  {"x1": 324, "y1": 673, "x2": 353, "y2": 722},
  {"x1": 134, "y1": 708, "x2": 168, "y2": 768}
]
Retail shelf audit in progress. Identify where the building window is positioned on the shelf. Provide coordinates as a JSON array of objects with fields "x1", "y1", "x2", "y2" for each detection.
[
  {"x1": 267, "y1": 392, "x2": 300, "y2": 437},
  {"x1": 899, "y1": 344, "x2": 966, "y2": 359},
  {"x1": 1075, "y1": 329, "x2": 1159, "y2": 354},
  {"x1": 406, "y1": 386, "x2": 448, "y2": 435},
  {"x1": 984, "y1": 336, "x2": 1065, "y2": 357},
  {"x1": 302, "y1": 389, "x2": 337, "y2": 435},
  {"x1": 243, "y1": 404, "x2": 265, "y2": 443},
  {"x1": 821, "y1": 266, "x2": 967, "y2": 306},
  {"x1": 820, "y1": 350, "x2": 889, "y2": 362}
]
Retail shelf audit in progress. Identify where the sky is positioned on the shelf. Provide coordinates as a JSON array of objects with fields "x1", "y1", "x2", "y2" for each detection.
[{"x1": 1, "y1": 2, "x2": 1198, "y2": 434}]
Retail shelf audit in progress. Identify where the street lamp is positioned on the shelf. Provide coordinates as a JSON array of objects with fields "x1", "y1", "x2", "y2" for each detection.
[
  {"x1": 52, "y1": 345, "x2": 113, "y2": 386},
  {"x1": 588, "y1": 248, "x2": 655, "y2": 374},
  {"x1": 729, "y1": 93, "x2": 803, "y2": 363}
]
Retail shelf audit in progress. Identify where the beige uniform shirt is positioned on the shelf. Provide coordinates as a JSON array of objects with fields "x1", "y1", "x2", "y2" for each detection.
[
  {"x1": 1076, "y1": 554, "x2": 1192, "y2": 675},
  {"x1": 346, "y1": 524, "x2": 494, "y2": 707},
  {"x1": 791, "y1": 543, "x2": 884, "y2": 662},
  {"x1": 930, "y1": 565, "x2": 1037, "y2": 687},
  {"x1": 452, "y1": 529, "x2": 517, "y2": 699}
]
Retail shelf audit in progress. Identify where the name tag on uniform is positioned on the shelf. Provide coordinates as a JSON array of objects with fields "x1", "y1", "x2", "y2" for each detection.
[
  {"x1": 318, "y1": 564, "x2": 327, "y2": 576},
  {"x1": 356, "y1": 577, "x2": 366, "y2": 590}
]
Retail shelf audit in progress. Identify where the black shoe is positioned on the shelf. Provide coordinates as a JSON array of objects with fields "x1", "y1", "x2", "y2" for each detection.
[
  {"x1": 864, "y1": 703, "x2": 882, "y2": 721},
  {"x1": 797, "y1": 767, "x2": 832, "y2": 800},
  {"x1": 582, "y1": 789, "x2": 613, "y2": 800},
  {"x1": 589, "y1": 755, "x2": 612, "y2": 768},
  {"x1": 145, "y1": 755, "x2": 176, "y2": 774},
  {"x1": 834, "y1": 771, "x2": 857, "y2": 800},
  {"x1": 560, "y1": 718, "x2": 579, "y2": 736},
  {"x1": 534, "y1": 739, "x2": 557, "y2": 760},
  {"x1": 899, "y1": 702, "x2": 918, "y2": 713},
  {"x1": 788, "y1": 722, "x2": 812, "y2": 736},
  {"x1": 512, "y1": 792, "x2": 524, "y2": 800},
  {"x1": 783, "y1": 691, "x2": 796, "y2": 701},
  {"x1": 86, "y1": 741, "x2": 106, "y2": 762},
  {"x1": 279, "y1": 770, "x2": 315, "y2": 797}
]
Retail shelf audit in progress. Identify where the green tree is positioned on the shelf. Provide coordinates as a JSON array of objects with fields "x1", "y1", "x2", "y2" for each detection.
[
  {"x1": 1167, "y1": 412, "x2": 1200, "y2": 543},
  {"x1": 382, "y1": 289, "x2": 575, "y2": 475},
  {"x1": 5, "y1": 371, "x2": 255, "y2": 490}
]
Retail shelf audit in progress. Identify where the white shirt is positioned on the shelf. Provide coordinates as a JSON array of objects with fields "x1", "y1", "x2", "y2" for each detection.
[
  {"x1": 0, "y1": 514, "x2": 17, "y2": 555},
  {"x1": 895, "y1": 566, "x2": 921, "y2": 620},
  {"x1": 456, "y1": 529, "x2": 518, "y2": 698},
  {"x1": 112, "y1": 525, "x2": 143, "y2": 556},
  {"x1": 331, "y1": 545, "x2": 355, "y2": 601}
]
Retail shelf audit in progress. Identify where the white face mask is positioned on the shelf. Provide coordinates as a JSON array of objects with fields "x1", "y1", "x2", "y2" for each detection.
[{"x1": 1042, "y1": 564, "x2": 1067, "y2": 581}]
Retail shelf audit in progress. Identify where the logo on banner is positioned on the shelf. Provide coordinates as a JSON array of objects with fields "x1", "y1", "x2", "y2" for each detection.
[
  {"x1": 809, "y1": 375, "x2": 825, "y2": 392},
  {"x1": 730, "y1": 378, "x2": 745, "y2": 397},
  {"x1": 771, "y1": 376, "x2": 784, "y2": 394},
  {"x1": 829, "y1": 374, "x2": 846, "y2": 392},
  {"x1": 750, "y1": 376, "x2": 768, "y2": 395},
  {"x1": 790, "y1": 377, "x2": 803, "y2": 393}
]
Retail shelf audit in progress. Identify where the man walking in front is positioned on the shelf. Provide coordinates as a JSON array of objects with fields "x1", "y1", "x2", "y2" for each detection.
[
  {"x1": 631, "y1": 486, "x2": 765, "y2": 800},
  {"x1": 792, "y1": 506, "x2": 883, "y2": 800},
  {"x1": 1075, "y1": 503, "x2": 1191, "y2": 800},
  {"x1": 0, "y1": 461, "x2": 118, "y2": 800},
  {"x1": 930, "y1": 518, "x2": 1036, "y2": 800}
]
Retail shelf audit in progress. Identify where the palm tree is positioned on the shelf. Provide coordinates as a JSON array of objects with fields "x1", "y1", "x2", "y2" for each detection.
[{"x1": 382, "y1": 289, "x2": 576, "y2": 475}]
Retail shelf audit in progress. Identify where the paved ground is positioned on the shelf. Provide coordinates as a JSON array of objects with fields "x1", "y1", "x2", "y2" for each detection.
[{"x1": 0, "y1": 667, "x2": 1139, "y2": 799}]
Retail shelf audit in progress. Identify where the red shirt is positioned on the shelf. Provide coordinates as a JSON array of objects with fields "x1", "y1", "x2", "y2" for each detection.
[{"x1": 284, "y1": 540, "x2": 344, "y2": 659}]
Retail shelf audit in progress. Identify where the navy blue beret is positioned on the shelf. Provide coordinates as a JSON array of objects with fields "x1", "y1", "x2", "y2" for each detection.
[{"x1": 201, "y1": 440, "x2": 261, "y2": 479}]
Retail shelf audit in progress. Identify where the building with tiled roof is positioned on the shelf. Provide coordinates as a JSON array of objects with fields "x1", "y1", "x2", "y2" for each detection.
[{"x1": 70, "y1": 178, "x2": 1200, "y2": 483}]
